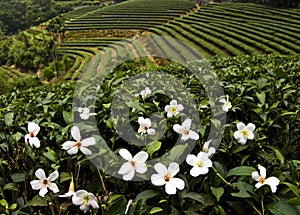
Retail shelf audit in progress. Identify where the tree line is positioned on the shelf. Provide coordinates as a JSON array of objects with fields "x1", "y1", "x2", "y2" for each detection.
[
  {"x1": 191, "y1": 0, "x2": 300, "y2": 7},
  {"x1": 0, "y1": 0, "x2": 73, "y2": 35}
]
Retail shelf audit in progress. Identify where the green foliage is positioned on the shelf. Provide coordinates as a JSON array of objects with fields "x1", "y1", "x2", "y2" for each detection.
[
  {"x1": 42, "y1": 67, "x2": 55, "y2": 81},
  {"x1": 0, "y1": 54, "x2": 299, "y2": 214}
]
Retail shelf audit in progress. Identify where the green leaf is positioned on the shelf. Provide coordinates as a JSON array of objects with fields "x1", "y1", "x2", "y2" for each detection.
[
  {"x1": 181, "y1": 192, "x2": 206, "y2": 204},
  {"x1": 0, "y1": 199, "x2": 8, "y2": 208},
  {"x1": 226, "y1": 166, "x2": 256, "y2": 178},
  {"x1": 4, "y1": 112, "x2": 14, "y2": 126},
  {"x1": 63, "y1": 110, "x2": 73, "y2": 124},
  {"x1": 135, "y1": 190, "x2": 159, "y2": 203},
  {"x1": 281, "y1": 182, "x2": 300, "y2": 198},
  {"x1": 59, "y1": 172, "x2": 72, "y2": 183},
  {"x1": 27, "y1": 195, "x2": 50, "y2": 207},
  {"x1": 267, "y1": 201, "x2": 297, "y2": 215},
  {"x1": 210, "y1": 187, "x2": 224, "y2": 202},
  {"x1": 43, "y1": 147, "x2": 57, "y2": 162},
  {"x1": 13, "y1": 132, "x2": 23, "y2": 141},
  {"x1": 256, "y1": 92, "x2": 265, "y2": 104},
  {"x1": 11, "y1": 173, "x2": 25, "y2": 183},
  {"x1": 145, "y1": 141, "x2": 161, "y2": 157},
  {"x1": 149, "y1": 207, "x2": 163, "y2": 214},
  {"x1": 232, "y1": 145, "x2": 249, "y2": 154},
  {"x1": 210, "y1": 119, "x2": 221, "y2": 128},
  {"x1": 3, "y1": 183, "x2": 18, "y2": 191},
  {"x1": 105, "y1": 195, "x2": 127, "y2": 215},
  {"x1": 168, "y1": 144, "x2": 188, "y2": 162}
]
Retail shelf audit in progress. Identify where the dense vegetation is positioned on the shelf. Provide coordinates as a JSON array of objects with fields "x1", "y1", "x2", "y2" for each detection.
[{"x1": 0, "y1": 0, "x2": 299, "y2": 214}]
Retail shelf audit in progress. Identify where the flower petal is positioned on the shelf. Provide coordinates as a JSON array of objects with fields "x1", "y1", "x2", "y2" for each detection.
[
  {"x1": 134, "y1": 151, "x2": 148, "y2": 162},
  {"x1": 265, "y1": 176, "x2": 280, "y2": 193},
  {"x1": 164, "y1": 105, "x2": 171, "y2": 112},
  {"x1": 147, "y1": 128, "x2": 156, "y2": 135},
  {"x1": 72, "y1": 195, "x2": 84, "y2": 205},
  {"x1": 39, "y1": 187, "x2": 48, "y2": 197},
  {"x1": 75, "y1": 190, "x2": 88, "y2": 199},
  {"x1": 154, "y1": 163, "x2": 167, "y2": 175},
  {"x1": 173, "y1": 124, "x2": 183, "y2": 134},
  {"x1": 234, "y1": 131, "x2": 243, "y2": 140},
  {"x1": 168, "y1": 162, "x2": 180, "y2": 176},
  {"x1": 258, "y1": 166, "x2": 267, "y2": 178},
  {"x1": 190, "y1": 166, "x2": 207, "y2": 177},
  {"x1": 135, "y1": 162, "x2": 147, "y2": 174},
  {"x1": 143, "y1": 118, "x2": 151, "y2": 128},
  {"x1": 119, "y1": 149, "x2": 132, "y2": 161},
  {"x1": 138, "y1": 117, "x2": 144, "y2": 125},
  {"x1": 186, "y1": 154, "x2": 197, "y2": 166},
  {"x1": 35, "y1": 169, "x2": 46, "y2": 180},
  {"x1": 165, "y1": 182, "x2": 177, "y2": 195},
  {"x1": 171, "y1": 178, "x2": 185, "y2": 190},
  {"x1": 177, "y1": 104, "x2": 184, "y2": 112},
  {"x1": 182, "y1": 119, "x2": 192, "y2": 130},
  {"x1": 236, "y1": 122, "x2": 246, "y2": 131},
  {"x1": 62, "y1": 141, "x2": 75, "y2": 150},
  {"x1": 80, "y1": 147, "x2": 92, "y2": 155},
  {"x1": 80, "y1": 113, "x2": 89, "y2": 120},
  {"x1": 246, "y1": 123, "x2": 256, "y2": 132},
  {"x1": 255, "y1": 182, "x2": 264, "y2": 189},
  {"x1": 48, "y1": 182, "x2": 59, "y2": 193},
  {"x1": 30, "y1": 137, "x2": 40, "y2": 148},
  {"x1": 252, "y1": 171, "x2": 261, "y2": 182},
  {"x1": 219, "y1": 98, "x2": 226, "y2": 104},
  {"x1": 151, "y1": 174, "x2": 165, "y2": 186},
  {"x1": 247, "y1": 132, "x2": 254, "y2": 140},
  {"x1": 188, "y1": 130, "x2": 199, "y2": 140},
  {"x1": 71, "y1": 126, "x2": 81, "y2": 141},
  {"x1": 118, "y1": 162, "x2": 131, "y2": 175},
  {"x1": 67, "y1": 147, "x2": 79, "y2": 155},
  {"x1": 89, "y1": 199, "x2": 99, "y2": 209},
  {"x1": 123, "y1": 169, "x2": 135, "y2": 181},
  {"x1": 80, "y1": 204, "x2": 89, "y2": 213},
  {"x1": 48, "y1": 171, "x2": 59, "y2": 181},
  {"x1": 30, "y1": 180, "x2": 42, "y2": 190},
  {"x1": 81, "y1": 137, "x2": 96, "y2": 146},
  {"x1": 25, "y1": 134, "x2": 30, "y2": 143}
]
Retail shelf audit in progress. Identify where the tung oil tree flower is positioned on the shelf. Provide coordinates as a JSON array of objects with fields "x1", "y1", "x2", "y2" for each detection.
[
  {"x1": 30, "y1": 168, "x2": 59, "y2": 197},
  {"x1": 219, "y1": 95, "x2": 232, "y2": 112},
  {"x1": 138, "y1": 117, "x2": 156, "y2": 135},
  {"x1": 234, "y1": 122, "x2": 255, "y2": 144},
  {"x1": 173, "y1": 119, "x2": 199, "y2": 141},
  {"x1": 252, "y1": 165, "x2": 280, "y2": 193},
  {"x1": 118, "y1": 149, "x2": 148, "y2": 181},
  {"x1": 72, "y1": 190, "x2": 99, "y2": 213},
  {"x1": 62, "y1": 126, "x2": 96, "y2": 155},
  {"x1": 164, "y1": 100, "x2": 184, "y2": 118},
  {"x1": 186, "y1": 152, "x2": 213, "y2": 177},
  {"x1": 202, "y1": 140, "x2": 215, "y2": 156},
  {"x1": 140, "y1": 87, "x2": 151, "y2": 99},
  {"x1": 25, "y1": 122, "x2": 40, "y2": 148},
  {"x1": 78, "y1": 107, "x2": 97, "y2": 120},
  {"x1": 59, "y1": 176, "x2": 75, "y2": 197},
  {"x1": 151, "y1": 162, "x2": 185, "y2": 195}
]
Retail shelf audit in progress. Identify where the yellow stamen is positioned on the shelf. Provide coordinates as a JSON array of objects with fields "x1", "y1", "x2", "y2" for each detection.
[{"x1": 196, "y1": 160, "x2": 203, "y2": 167}]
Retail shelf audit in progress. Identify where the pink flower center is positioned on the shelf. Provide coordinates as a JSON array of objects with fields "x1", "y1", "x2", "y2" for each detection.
[
  {"x1": 259, "y1": 177, "x2": 265, "y2": 184},
  {"x1": 130, "y1": 160, "x2": 136, "y2": 168},
  {"x1": 30, "y1": 132, "x2": 35, "y2": 138},
  {"x1": 164, "y1": 172, "x2": 172, "y2": 182},
  {"x1": 183, "y1": 130, "x2": 189, "y2": 135},
  {"x1": 42, "y1": 179, "x2": 49, "y2": 186},
  {"x1": 73, "y1": 141, "x2": 82, "y2": 148}
]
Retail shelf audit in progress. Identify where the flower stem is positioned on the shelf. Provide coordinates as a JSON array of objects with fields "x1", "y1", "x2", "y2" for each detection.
[
  {"x1": 246, "y1": 200, "x2": 263, "y2": 215},
  {"x1": 97, "y1": 169, "x2": 108, "y2": 194},
  {"x1": 212, "y1": 166, "x2": 235, "y2": 189}
]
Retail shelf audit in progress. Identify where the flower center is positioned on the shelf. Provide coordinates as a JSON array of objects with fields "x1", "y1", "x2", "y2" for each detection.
[
  {"x1": 226, "y1": 101, "x2": 232, "y2": 107},
  {"x1": 30, "y1": 132, "x2": 35, "y2": 138},
  {"x1": 242, "y1": 130, "x2": 248, "y2": 137},
  {"x1": 130, "y1": 160, "x2": 136, "y2": 168},
  {"x1": 183, "y1": 130, "x2": 189, "y2": 135},
  {"x1": 164, "y1": 172, "x2": 173, "y2": 182},
  {"x1": 73, "y1": 141, "x2": 82, "y2": 148},
  {"x1": 196, "y1": 160, "x2": 203, "y2": 167},
  {"x1": 42, "y1": 179, "x2": 49, "y2": 186},
  {"x1": 171, "y1": 106, "x2": 177, "y2": 113},
  {"x1": 259, "y1": 177, "x2": 265, "y2": 184},
  {"x1": 83, "y1": 195, "x2": 90, "y2": 205}
]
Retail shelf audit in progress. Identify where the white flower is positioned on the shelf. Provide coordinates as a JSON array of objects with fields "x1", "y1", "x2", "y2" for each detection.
[
  {"x1": 62, "y1": 126, "x2": 96, "y2": 155},
  {"x1": 219, "y1": 95, "x2": 232, "y2": 112},
  {"x1": 164, "y1": 100, "x2": 184, "y2": 118},
  {"x1": 186, "y1": 152, "x2": 213, "y2": 177},
  {"x1": 151, "y1": 162, "x2": 185, "y2": 195},
  {"x1": 252, "y1": 165, "x2": 280, "y2": 193},
  {"x1": 24, "y1": 122, "x2": 40, "y2": 148},
  {"x1": 59, "y1": 176, "x2": 75, "y2": 197},
  {"x1": 118, "y1": 149, "x2": 148, "y2": 181},
  {"x1": 173, "y1": 119, "x2": 199, "y2": 141},
  {"x1": 234, "y1": 122, "x2": 255, "y2": 144},
  {"x1": 125, "y1": 199, "x2": 133, "y2": 214},
  {"x1": 138, "y1": 117, "x2": 156, "y2": 135},
  {"x1": 203, "y1": 140, "x2": 215, "y2": 156},
  {"x1": 78, "y1": 107, "x2": 97, "y2": 120},
  {"x1": 140, "y1": 87, "x2": 151, "y2": 99},
  {"x1": 72, "y1": 190, "x2": 99, "y2": 213},
  {"x1": 30, "y1": 168, "x2": 59, "y2": 197}
]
